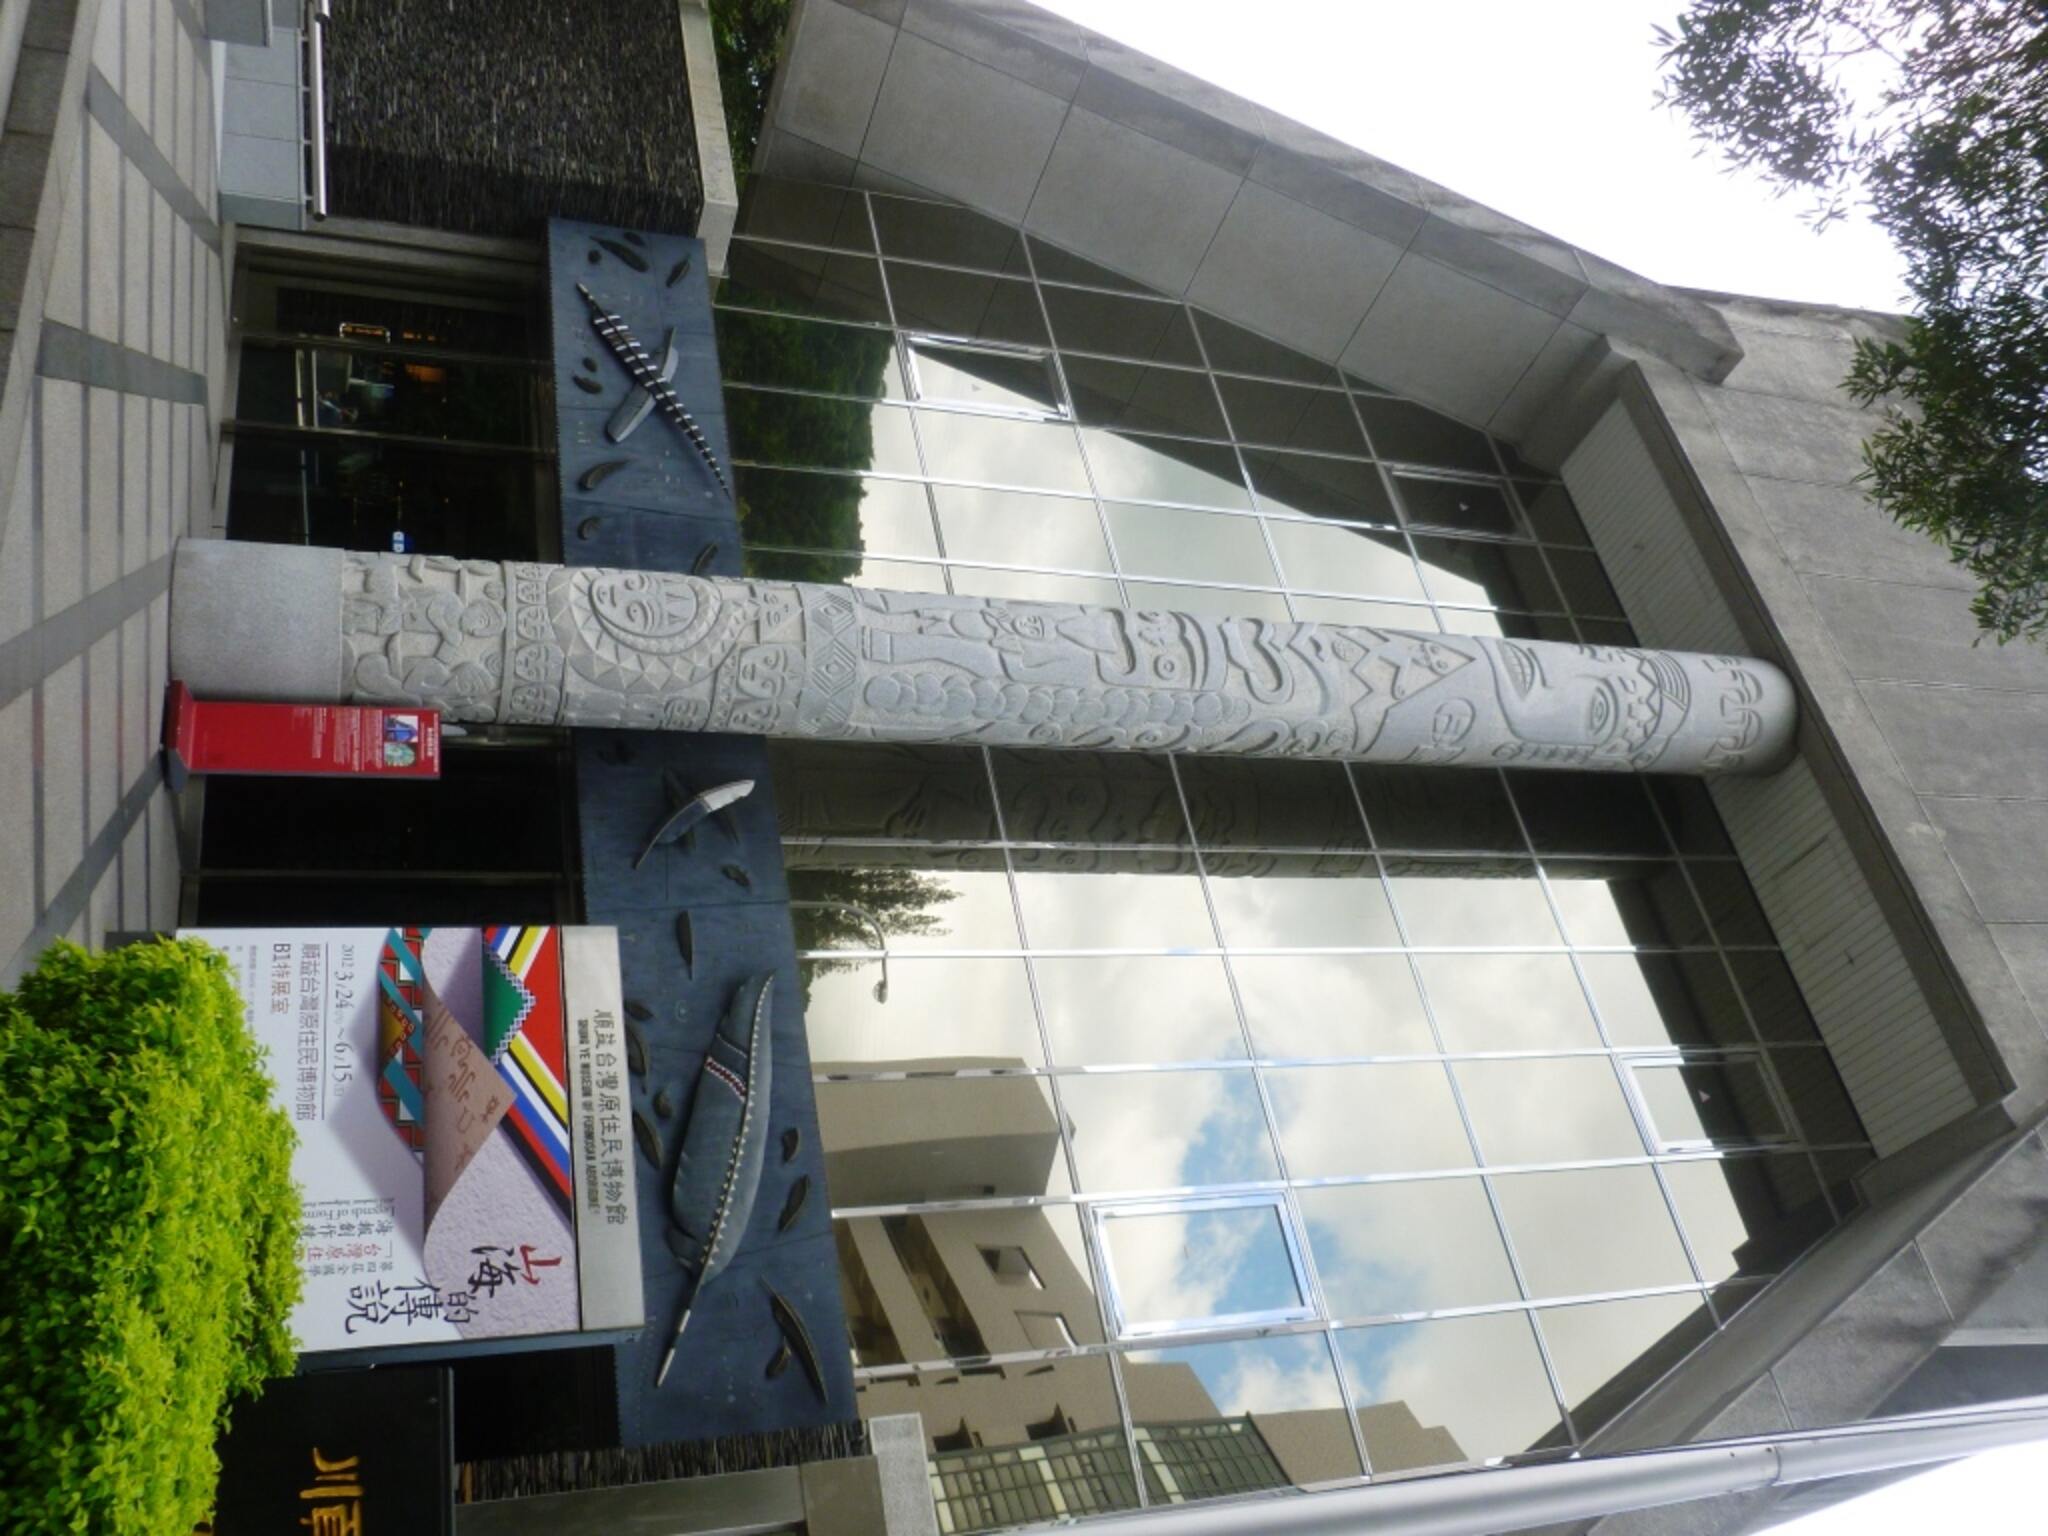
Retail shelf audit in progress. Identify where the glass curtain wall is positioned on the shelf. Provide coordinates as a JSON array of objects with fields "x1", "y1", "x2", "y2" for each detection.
[{"x1": 717, "y1": 178, "x2": 1872, "y2": 1527}]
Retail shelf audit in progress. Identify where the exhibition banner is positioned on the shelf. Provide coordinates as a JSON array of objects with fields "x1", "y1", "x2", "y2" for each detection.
[
  {"x1": 164, "y1": 680, "x2": 442, "y2": 781},
  {"x1": 184, "y1": 925, "x2": 643, "y2": 1355}
]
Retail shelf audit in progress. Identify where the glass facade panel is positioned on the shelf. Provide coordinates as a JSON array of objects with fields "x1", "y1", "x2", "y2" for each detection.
[
  {"x1": 1491, "y1": 1167, "x2": 1695, "y2": 1297},
  {"x1": 1082, "y1": 430, "x2": 1250, "y2": 510},
  {"x1": 1206, "y1": 862, "x2": 1402, "y2": 949},
  {"x1": 917, "y1": 410, "x2": 1092, "y2": 493},
  {"x1": 733, "y1": 179, "x2": 874, "y2": 249},
  {"x1": 1538, "y1": 1293, "x2": 1716, "y2": 1437},
  {"x1": 1414, "y1": 953, "x2": 1603, "y2": 1052},
  {"x1": 1062, "y1": 1071, "x2": 1281, "y2": 1193},
  {"x1": 1036, "y1": 956, "x2": 1246, "y2": 1064},
  {"x1": 1105, "y1": 503, "x2": 1277, "y2": 586},
  {"x1": 1233, "y1": 954, "x2": 1437, "y2": 1059},
  {"x1": 1063, "y1": 356, "x2": 1227, "y2": 438},
  {"x1": 1265, "y1": 519, "x2": 1426, "y2": 602},
  {"x1": 1100, "y1": 1202, "x2": 1306, "y2": 1333},
  {"x1": 1455, "y1": 1058, "x2": 1645, "y2": 1165},
  {"x1": 1268, "y1": 1064, "x2": 1475, "y2": 1178},
  {"x1": 932, "y1": 485, "x2": 1113, "y2": 571},
  {"x1": 1302, "y1": 1179, "x2": 1520, "y2": 1318},
  {"x1": 1338, "y1": 1313, "x2": 1563, "y2": 1471},
  {"x1": 1385, "y1": 862, "x2": 1563, "y2": 947},
  {"x1": 1012, "y1": 865, "x2": 1216, "y2": 950},
  {"x1": 1124, "y1": 1336, "x2": 1360, "y2": 1493},
  {"x1": 805, "y1": 957, "x2": 1044, "y2": 1071},
  {"x1": 732, "y1": 187, "x2": 1872, "y2": 1499},
  {"x1": 1217, "y1": 378, "x2": 1367, "y2": 456}
]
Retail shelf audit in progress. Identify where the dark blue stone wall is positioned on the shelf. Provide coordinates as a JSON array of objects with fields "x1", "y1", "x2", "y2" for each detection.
[{"x1": 549, "y1": 220, "x2": 855, "y2": 1445}]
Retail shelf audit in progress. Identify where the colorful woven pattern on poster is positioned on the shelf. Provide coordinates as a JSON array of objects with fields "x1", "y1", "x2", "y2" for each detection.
[
  {"x1": 485, "y1": 925, "x2": 572, "y2": 1210},
  {"x1": 376, "y1": 926, "x2": 430, "y2": 1153}
]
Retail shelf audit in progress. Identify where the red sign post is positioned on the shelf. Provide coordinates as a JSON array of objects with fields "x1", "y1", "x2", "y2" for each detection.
[{"x1": 163, "y1": 682, "x2": 442, "y2": 786}]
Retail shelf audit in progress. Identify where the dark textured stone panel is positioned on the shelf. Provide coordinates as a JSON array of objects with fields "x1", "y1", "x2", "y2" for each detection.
[{"x1": 325, "y1": 0, "x2": 703, "y2": 238}]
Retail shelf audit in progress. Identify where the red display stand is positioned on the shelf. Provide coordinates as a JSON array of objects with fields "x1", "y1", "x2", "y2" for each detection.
[{"x1": 162, "y1": 682, "x2": 442, "y2": 788}]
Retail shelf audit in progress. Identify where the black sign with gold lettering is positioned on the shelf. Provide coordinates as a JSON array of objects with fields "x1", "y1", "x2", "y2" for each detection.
[{"x1": 211, "y1": 1367, "x2": 453, "y2": 1536}]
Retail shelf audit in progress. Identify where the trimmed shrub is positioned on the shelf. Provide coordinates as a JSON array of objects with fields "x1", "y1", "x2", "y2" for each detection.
[{"x1": 0, "y1": 940, "x2": 300, "y2": 1536}]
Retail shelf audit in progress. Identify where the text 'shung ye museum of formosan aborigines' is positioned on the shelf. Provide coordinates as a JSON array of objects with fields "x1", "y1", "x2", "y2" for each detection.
[{"x1": 9, "y1": 2, "x2": 2048, "y2": 1533}]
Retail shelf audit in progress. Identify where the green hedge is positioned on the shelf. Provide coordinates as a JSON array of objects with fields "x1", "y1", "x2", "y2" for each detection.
[{"x1": 0, "y1": 940, "x2": 301, "y2": 1536}]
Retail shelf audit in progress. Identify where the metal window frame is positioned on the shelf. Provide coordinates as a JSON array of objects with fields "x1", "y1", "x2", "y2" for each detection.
[
  {"x1": 1091, "y1": 1192, "x2": 1316, "y2": 1342},
  {"x1": 1622, "y1": 1050, "x2": 1797, "y2": 1152},
  {"x1": 900, "y1": 331, "x2": 1072, "y2": 422}
]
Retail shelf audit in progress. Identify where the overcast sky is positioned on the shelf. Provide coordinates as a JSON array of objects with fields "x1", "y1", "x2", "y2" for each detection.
[
  {"x1": 1034, "y1": 0, "x2": 1908, "y2": 313},
  {"x1": 1022, "y1": 2, "x2": 2030, "y2": 1528}
]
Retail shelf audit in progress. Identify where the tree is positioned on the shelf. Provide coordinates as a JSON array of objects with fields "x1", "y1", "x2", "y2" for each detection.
[{"x1": 1657, "y1": 2, "x2": 2048, "y2": 642}]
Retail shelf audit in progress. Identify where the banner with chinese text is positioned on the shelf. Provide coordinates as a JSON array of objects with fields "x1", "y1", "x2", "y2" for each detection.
[{"x1": 184, "y1": 926, "x2": 642, "y2": 1354}]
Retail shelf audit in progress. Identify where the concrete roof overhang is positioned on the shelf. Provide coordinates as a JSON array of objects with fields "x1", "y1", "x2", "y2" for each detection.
[{"x1": 755, "y1": 0, "x2": 1743, "y2": 450}]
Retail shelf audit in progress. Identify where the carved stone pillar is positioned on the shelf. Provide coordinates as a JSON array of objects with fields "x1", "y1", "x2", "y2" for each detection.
[{"x1": 170, "y1": 542, "x2": 1797, "y2": 775}]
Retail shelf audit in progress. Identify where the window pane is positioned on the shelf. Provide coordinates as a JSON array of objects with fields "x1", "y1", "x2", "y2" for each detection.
[
  {"x1": 886, "y1": 261, "x2": 1046, "y2": 345},
  {"x1": 1688, "y1": 862, "x2": 1776, "y2": 947},
  {"x1": 1437, "y1": 608, "x2": 1577, "y2": 642},
  {"x1": 1506, "y1": 771, "x2": 1668, "y2": 857},
  {"x1": 1410, "y1": 535, "x2": 1564, "y2": 611},
  {"x1": 1545, "y1": 548, "x2": 1626, "y2": 618},
  {"x1": 1353, "y1": 396, "x2": 1498, "y2": 475},
  {"x1": 1662, "y1": 1154, "x2": 1832, "y2": 1283},
  {"x1": 1644, "y1": 778, "x2": 1736, "y2": 856},
  {"x1": 1107, "y1": 503, "x2": 1276, "y2": 585},
  {"x1": 1302, "y1": 1179, "x2": 1519, "y2": 1318},
  {"x1": 1266, "y1": 518, "x2": 1426, "y2": 601},
  {"x1": 718, "y1": 239, "x2": 890, "y2": 322},
  {"x1": 871, "y1": 194, "x2": 1026, "y2": 271},
  {"x1": 805, "y1": 957, "x2": 1043, "y2": 1071},
  {"x1": 1083, "y1": 429, "x2": 1250, "y2": 509},
  {"x1": 1455, "y1": 1058, "x2": 1645, "y2": 1165},
  {"x1": 1728, "y1": 951, "x2": 1819, "y2": 1042},
  {"x1": 1124, "y1": 1337, "x2": 1360, "y2": 1491},
  {"x1": 1769, "y1": 1048, "x2": 1866, "y2": 1144},
  {"x1": 1490, "y1": 1167, "x2": 1695, "y2": 1297},
  {"x1": 741, "y1": 548, "x2": 947, "y2": 589},
  {"x1": 1064, "y1": 355, "x2": 1226, "y2": 438},
  {"x1": 932, "y1": 485, "x2": 1112, "y2": 571},
  {"x1": 1121, "y1": 582, "x2": 1291, "y2": 621},
  {"x1": 733, "y1": 178, "x2": 873, "y2": 249},
  {"x1": 715, "y1": 308, "x2": 905, "y2": 398},
  {"x1": 1062, "y1": 1071, "x2": 1280, "y2": 1192},
  {"x1": 1544, "y1": 860, "x2": 1712, "y2": 948},
  {"x1": 1218, "y1": 378, "x2": 1366, "y2": 456},
  {"x1": 1537, "y1": 1294, "x2": 1714, "y2": 1437},
  {"x1": 871, "y1": 1356, "x2": 1141, "y2": 1528},
  {"x1": 992, "y1": 749, "x2": 1189, "y2": 846},
  {"x1": 1352, "y1": 766, "x2": 1525, "y2": 853},
  {"x1": 1207, "y1": 859, "x2": 1401, "y2": 949},
  {"x1": 726, "y1": 387, "x2": 921, "y2": 474},
  {"x1": 1337, "y1": 1314, "x2": 1563, "y2": 1471},
  {"x1": 1516, "y1": 481, "x2": 1592, "y2": 545},
  {"x1": 1267, "y1": 1063, "x2": 1475, "y2": 1177},
  {"x1": 953, "y1": 567, "x2": 1125, "y2": 605},
  {"x1": 1386, "y1": 861, "x2": 1562, "y2": 946},
  {"x1": 770, "y1": 740, "x2": 997, "y2": 841},
  {"x1": 1196, "y1": 311, "x2": 1339, "y2": 383},
  {"x1": 791, "y1": 864, "x2": 1020, "y2": 951},
  {"x1": 1293, "y1": 595, "x2": 1439, "y2": 630},
  {"x1": 737, "y1": 467, "x2": 935, "y2": 557},
  {"x1": 1394, "y1": 474, "x2": 1523, "y2": 537},
  {"x1": 1031, "y1": 238, "x2": 1150, "y2": 292},
  {"x1": 1631, "y1": 1057, "x2": 1788, "y2": 1148},
  {"x1": 1245, "y1": 448, "x2": 1396, "y2": 525},
  {"x1": 1012, "y1": 865, "x2": 1216, "y2": 950},
  {"x1": 1233, "y1": 954, "x2": 1437, "y2": 1059},
  {"x1": 818, "y1": 1076, "x2": 1073, "y2": 1203},
  {"x1": 918, "y1": 410, "x2": 1092, "y2": 493},
  {"x1": 1576, "y1": 951, "x2": 1757, "y2": 1049},
  {"x1": 1036, "y1": 956, "x2": 1245, "y2": 1064},
  {"x1": 1414, "y1": 954, "x2": 1603, "y2": 1052},
  {"x1": 908, "y1": 340, "x2": 1062, "y2": 415},
  {"x1": 1175, "y1": 757, "x2": 1369, "y2": 852},
  {"x1": 1101, "y1": 1203, "x2": 1304, "y2": 1332},
  {"x1": 1045, "y1": 287, "x2": 1201, "y2": 365}
]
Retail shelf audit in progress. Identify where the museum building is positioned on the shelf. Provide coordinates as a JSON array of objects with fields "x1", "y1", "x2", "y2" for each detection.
[{"x1": 7, "y1": 1, "x2": 2048, "y2": 1532}]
